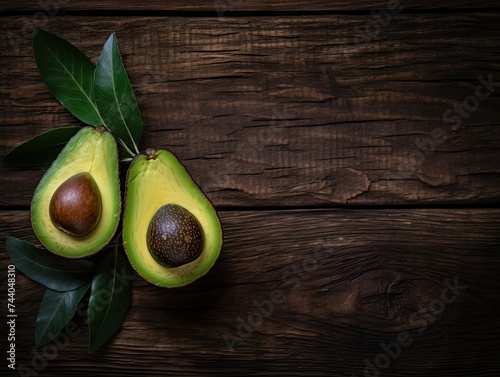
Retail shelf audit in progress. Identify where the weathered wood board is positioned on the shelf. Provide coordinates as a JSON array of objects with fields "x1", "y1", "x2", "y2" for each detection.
[
  {"x1": 1, "y1": 209, "x2": 499, "y2": 376},
  {"x1": 1, "y1": 15, "x2": 500, "y2": 207},
  {"x1": 1, "y1": 0, "x2": 500, "y2": 12}
]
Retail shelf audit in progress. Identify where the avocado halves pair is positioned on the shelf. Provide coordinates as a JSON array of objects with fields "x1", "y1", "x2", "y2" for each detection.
[{"x1": 31, "y1": 126, "x2": 223, "y2": 288}]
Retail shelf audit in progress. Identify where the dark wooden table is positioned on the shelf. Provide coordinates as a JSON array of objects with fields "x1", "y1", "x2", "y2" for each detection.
[{"x1": 1, "y1": 1, "x2": 500, "y2": 376}]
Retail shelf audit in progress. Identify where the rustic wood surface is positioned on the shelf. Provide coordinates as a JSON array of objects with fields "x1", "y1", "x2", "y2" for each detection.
[
  {"x1": 1, "y1": 209, "x2": 500, "y2": 376},
  {"x1": 1, "y1": 1, "x2": 500, "y2": 12},
  {"x1": 1, "y1": 15, "x2": 500, "y2": 207},
  {"x1": 1, "y1": 2, "x2": 499, "y2": 377}
]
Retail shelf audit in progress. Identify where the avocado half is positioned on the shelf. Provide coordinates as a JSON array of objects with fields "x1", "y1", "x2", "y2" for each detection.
[
  {"x1": 31, "y1": 126, "x2": 121, "y2": 258},
  {"x1": 123, "y1": 148, "x2": 223, "y2": 288}
]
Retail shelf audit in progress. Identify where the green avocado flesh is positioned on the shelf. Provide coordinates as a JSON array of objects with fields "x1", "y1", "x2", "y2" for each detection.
[
  {"x1": 123, "y1": 149, "x2": 223, "y2": 288},
  {"x1": 31, "y1": 127, "x2": 120, "y2": 258}
]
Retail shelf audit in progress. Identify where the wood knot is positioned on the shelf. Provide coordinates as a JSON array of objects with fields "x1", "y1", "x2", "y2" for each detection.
[
  {"x1": 353, "y1": 271, "x2": 419, "y2": 324},
  {"x1": 329, "y1": 168, "x2": 370, "y2": 202}
]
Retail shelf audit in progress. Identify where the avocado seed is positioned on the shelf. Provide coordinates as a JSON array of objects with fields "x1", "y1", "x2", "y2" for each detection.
[
  {"x1": 49, "y1": 172, "x2": 102, "y2": 237},
  {"x1": 147, "y1": 204, "x2": 204, "y2": 267}
]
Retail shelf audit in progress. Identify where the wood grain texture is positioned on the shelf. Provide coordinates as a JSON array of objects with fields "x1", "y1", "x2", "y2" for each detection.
[
  {"x1": 1, "y1": 209, "x2": 499, "y2": 376},
  {"x1": 1, "y1": 15, "x2": 500, "y2": 208},
  {"x1": 1, "y1": 4, "x2": 499, "y2": 377},
  {"x1": 1, "y1": 0, "x2": 499, "y2": 12}
]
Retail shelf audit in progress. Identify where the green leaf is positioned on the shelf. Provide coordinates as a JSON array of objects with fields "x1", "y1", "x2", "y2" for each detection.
[
  {"x1": 1, "y1": 126, "x2": 81, "y2": 168},
  {"x1": 88, "y1": 246, "x2": 133, "y2": 353},
  {"x1": 35, "y1": 281, "x2": 90, "y2": 347},
  {"x1": 6, "y1": 237, "x2": 95, "y2": 291},
  {"x1": 33, "y1": 28, "x2": 103, "y2": 126},
  {"x1": 94, "y1": 33, "x2": 143, "y2": 152}
]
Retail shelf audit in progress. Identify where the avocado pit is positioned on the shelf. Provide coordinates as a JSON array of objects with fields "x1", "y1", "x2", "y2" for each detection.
[
  {"x1": 49, "y1": 172, "x2": 102, "y2": 237},
  {"x1": 147, "y1": 204, "x2": 204, "y2": 267}
]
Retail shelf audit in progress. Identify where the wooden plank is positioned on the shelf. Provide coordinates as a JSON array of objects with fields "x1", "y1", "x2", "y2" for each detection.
[
  {"x1": 1, "y1": 15, "x2": 500, "y2": 207},
  {"x1": 1, "y1": 0, "x2": 499, "y2": 12},
  {"x1": 1, "y1": 209, "x2": 499, "y2": 376}
]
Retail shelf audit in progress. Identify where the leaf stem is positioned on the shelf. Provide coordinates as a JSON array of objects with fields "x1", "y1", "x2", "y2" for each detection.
[
  {"x1": 130, "y1": 136, "x2": 140, "y2": 155},
  {"x1": 118, "y1": 138, "x2": 135, "y2": 158}
]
